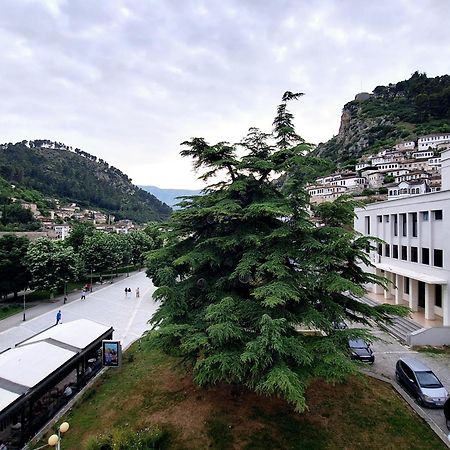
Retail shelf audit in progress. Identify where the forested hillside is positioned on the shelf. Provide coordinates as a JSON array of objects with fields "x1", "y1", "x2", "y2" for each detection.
[
  {"x1": 0, "y1": 140, "x2": 171, "y2": 223},
  {"x1": 315, "y1": 72, "x2": 450, "y2": 163}
]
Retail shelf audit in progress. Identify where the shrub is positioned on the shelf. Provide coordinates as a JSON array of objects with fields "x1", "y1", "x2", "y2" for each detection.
[{"x1": 85, "y1": 426, "x2": 166, "y2": 450}]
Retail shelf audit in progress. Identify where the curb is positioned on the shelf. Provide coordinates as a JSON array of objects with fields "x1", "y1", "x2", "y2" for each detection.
[{"x1": 362, "y1": 369, "x2": 450, "y2": 448}]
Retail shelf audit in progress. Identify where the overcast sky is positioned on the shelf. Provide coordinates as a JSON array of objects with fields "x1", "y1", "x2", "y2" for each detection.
[{"x1": 1, "y1": 0, "x2": 449, "y2": 188}]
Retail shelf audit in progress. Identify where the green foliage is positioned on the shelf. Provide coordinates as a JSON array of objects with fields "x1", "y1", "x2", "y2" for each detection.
[
  {"x1": 0, "y1": 234, "x2": 31, "y2": 296},
  {"x1": 145, "y1": 93, "x2": 402, "y2": 412},
  {"x1": 65, "y1": 222, "x2": 95, "y2": 252},
  {"x1": 0, "y1": 203, "x2": 41, "y2": 231},
  {"x1": 0, "y1": 141, "x2": 171, "y2": 223},
  {"x1": 80, "y1": 232, "x2": 124, "y2": 274},
  {"x1": 26, "y1": 238, "x2": 81, "y2": 295},
  {"x1": 85, "y1": 426, "x2": 166, "y2": 450},
  {"x1": 316, "y1": 72, "x2": 450, "y2": 164}
]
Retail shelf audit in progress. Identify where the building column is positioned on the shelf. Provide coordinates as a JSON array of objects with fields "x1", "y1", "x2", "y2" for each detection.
[
  {"x1": 373, "y1": 268, "x2": 384, "y2": 295},
  {"x1": 424, "y1": 283, "x2": 435, "y2": 321},
  {"x1": 395, "y1": 274, "x2": 404, "y2": 305},
  {"x1": 410, "y1": 279, "x2": 419, "y2": 312},
  {"x1": 442, "y1": 284, "x2": 450, "y2": 327},
  {"x1": 384, "y1": 272, "x2": 393, "y2": 300}
]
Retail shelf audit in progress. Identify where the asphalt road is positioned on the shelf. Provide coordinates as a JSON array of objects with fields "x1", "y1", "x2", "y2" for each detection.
[{"x1": 364, "y1": 325, "x2": 450, "y2": 438}]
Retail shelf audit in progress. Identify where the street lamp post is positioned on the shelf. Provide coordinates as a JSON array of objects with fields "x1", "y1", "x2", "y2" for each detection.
[
  {"x1": 48, "y1": 422, "x2": 70, "y2": 450},
  {"x1": 90, "y1": 268, "x2": 93, "y2": 292},
  {"x1": 22, "y1": 286, "x2": 28, "y2": 321}
]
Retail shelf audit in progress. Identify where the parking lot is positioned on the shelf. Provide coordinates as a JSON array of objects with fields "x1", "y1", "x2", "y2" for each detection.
[{"x1": 365, "y1": 325, "x2": 450, "y2": 438}]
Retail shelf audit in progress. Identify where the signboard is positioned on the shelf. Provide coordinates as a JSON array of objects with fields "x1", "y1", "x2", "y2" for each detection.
[{"x1": 102, "y1": 340, "x2": 122, "y2": 367}]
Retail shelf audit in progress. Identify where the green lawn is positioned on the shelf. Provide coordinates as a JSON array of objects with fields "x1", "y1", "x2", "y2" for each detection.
[
  {"x1": 0, "y1": 304, "x2": 31, "y2": 320},
  {"x1": 36, "y1": 338, "x2": 445, "y2": 450}
]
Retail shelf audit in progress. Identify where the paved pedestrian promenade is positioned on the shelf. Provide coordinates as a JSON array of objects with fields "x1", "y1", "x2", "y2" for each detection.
[{"x1": 0, "y1": 271, "x2": 158, "y2": 353}]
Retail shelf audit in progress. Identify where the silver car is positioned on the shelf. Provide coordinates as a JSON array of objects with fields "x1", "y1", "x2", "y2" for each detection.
[{"x1": 396, "y1": 357, "x2": 449, "y2": 408}]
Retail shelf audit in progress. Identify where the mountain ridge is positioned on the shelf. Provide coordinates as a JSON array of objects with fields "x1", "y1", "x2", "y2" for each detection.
[
  {"x1": 0, "y1": 140, "x2": 172, "y2": 223},
  {"x1": 140, "y1": 185, "x2": 201, "y2": 208}
]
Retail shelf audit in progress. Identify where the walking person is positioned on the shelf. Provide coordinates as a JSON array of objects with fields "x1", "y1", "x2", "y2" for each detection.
[
  {"x1": 135, "y1": 287, "x2": 140, "y2": 298},
  {"x1": 55, "y1": 310, "x2": 62, "y2": 325},
  {"x1": 128, "y1": 287, "x2": 132, "y2": 296},
  {"x1": 81, "y1": 288, "x2": 86, "y2": 300},
  {"x1": 125, "y1": 287, "x2": 128, "y2": 298},
  {"x1": 63, "y1": 294, "x2": 68, "y2": 304}
]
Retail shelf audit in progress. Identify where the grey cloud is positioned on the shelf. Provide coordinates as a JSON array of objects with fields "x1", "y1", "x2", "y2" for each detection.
[{"x1": 0, "y1": 0, "x2": 449, "y2": 188}]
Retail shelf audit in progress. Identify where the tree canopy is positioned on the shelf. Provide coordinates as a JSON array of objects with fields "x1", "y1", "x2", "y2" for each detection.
[{"x1": 146, "y1": 92, "x2": 407, "y2": 411}]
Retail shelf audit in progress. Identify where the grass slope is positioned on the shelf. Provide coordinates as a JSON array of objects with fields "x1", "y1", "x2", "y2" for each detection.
[{"x1": 49, "y1": 339, "x2": 444, "y2": 450}]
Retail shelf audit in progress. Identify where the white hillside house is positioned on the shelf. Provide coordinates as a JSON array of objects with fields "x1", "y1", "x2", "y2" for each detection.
[{"x1": 418, "y1": 134, "x2": 450, "y2": 151}]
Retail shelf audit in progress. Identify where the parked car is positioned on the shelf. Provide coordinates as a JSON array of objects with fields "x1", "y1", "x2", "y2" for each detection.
[
  {"x1": 348, "y1": 339, "x2": 375, "y2": 364},
  {"x1": 333, "y1": 321, "x2": 348, "y2": 330},
  {"x1": 395, "y1": 357, "x2": 449, "y2": 408}
]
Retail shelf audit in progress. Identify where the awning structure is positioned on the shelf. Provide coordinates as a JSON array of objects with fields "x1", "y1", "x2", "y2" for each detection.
[
  {"x1": 20, "y1": 318, "x2": 111, "y2": 350},
  {"x1": 375, "y1": 263, "x2": 447, "y2": 284},
  {"x1": 0, "y1": 319, "x2": 113, "y2": 446}
]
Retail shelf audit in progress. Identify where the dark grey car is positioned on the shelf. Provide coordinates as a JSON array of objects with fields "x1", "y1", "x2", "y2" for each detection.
[{"x1": 395, "y1": 357, "x2": 448, "y2": 408}]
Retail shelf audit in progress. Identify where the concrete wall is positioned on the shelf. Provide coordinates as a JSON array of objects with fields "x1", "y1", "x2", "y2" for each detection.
[{"x1": 407, "y1": 327, "x2": 450, "y2": 346}]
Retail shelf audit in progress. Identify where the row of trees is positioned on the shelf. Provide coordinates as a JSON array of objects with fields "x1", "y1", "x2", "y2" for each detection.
[{"x1": 0, "y1": 223, "x2": 162, "y2": 299}]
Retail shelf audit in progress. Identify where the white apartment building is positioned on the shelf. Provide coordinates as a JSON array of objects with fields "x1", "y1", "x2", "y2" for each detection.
[
  {"x1": 418, "y1": 134, "x2": 450, "y2": 151},
  {"x1": 412, "y1": 150, "x2": 434, "y2": 160},
  {"x1": 53, "y1": 224, "x2": 71, "y2": 240},
  {"x1": 395, "y1": 141, "x2": 415, "y2": 151},
  {"x1": 355, "y1": 149, "x2": 450, "y2": 327},
  {"x1": 387, "y1": 180, "x2": 429, "y2": 198}
]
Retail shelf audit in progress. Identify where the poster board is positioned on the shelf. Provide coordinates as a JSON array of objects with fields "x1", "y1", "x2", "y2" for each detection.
[{"x1": 102, "y1": 340, "x2": 122, "y2": 367}]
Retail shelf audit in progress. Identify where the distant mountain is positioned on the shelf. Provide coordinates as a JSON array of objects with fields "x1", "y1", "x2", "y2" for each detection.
[
  {"x1": 315, "y1": 72, "x2": 450, "y2": 165},
  {"x1": 140, "y1": 185, "x2": 201, "y2": 208},
  {"x1": 0, "y1": 140, "x2": 172, "y2": 223}
]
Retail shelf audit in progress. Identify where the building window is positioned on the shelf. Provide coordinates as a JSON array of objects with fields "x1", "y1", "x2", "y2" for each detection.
[
  {"x1": 421, "y1": 248, "x2": 429, "y2": 265},
  {"x1": 377, "y1": 243, "x2": 382, "y2": 255},
  {"x1": 384, "y1": 215, "x2": 390, "y2": 223},
  {"x1": 433, "y1": 249, "x2": 443, "y2": 267},
  {"x1": 410, "y1": 246, "x2": 418, "y2": 262},
  {"x1": 433, "y1": 210, "x2": 443, "y2": 221},
  {"x1": 393, "y1": 215, "x2": 398, "y2": 236},
  {"x1": 404, "y1": 277, "x2": 410, "y2": 294},
  {"x1": 401, "y1": 213, "x2": 407, "y2": 237},
  {"x1": 411, "y1": 212, "x2": 418, "y2": 237},
  {"x1": 365, "y1": 216, "x2": 371, "y2": 234},
  {"x1": 401, "y1": 245, "x2": 407, "y2": 261},
  {"x1": 377, "y1": 215, "x2": 382, "y2": 223},
  {"x1": 421, "y1": 211, "x2": 429, "y2": 221},
  {"x1": 435, "y1": 285, "x2": 442, "y2": 308},
  {"x1": 385, "y1": 244, "x2": 390, "y2": 257},
  {"x1": 393, "y1": 245, "x2": 398, "y2": 259}
]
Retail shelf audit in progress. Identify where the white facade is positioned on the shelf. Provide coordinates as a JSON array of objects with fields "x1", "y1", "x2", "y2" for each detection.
[
  {"x1": 355, "y1": 149, "x2": 450, "y2": 326},
  {"x1": 418, "y1": 134, "x2": 450, "y2": 151},
  {"x1": 395, "y1": 141, "x2": 415, "y2": 151},
  {"x1": 387, "y1": 180, "x2": 429, "y2": 198},
  {"x1": 53, "y1": 225, "x2": 70, "y2": 240}
]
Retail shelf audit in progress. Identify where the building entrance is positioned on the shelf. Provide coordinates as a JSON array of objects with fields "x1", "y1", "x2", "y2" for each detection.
[{"x1": 418, "y1": 281, "x2": 425, "y2": 308}]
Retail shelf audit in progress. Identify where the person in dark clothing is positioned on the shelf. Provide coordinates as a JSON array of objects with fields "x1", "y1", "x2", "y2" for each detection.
[{"x1": 56, "y1": 310, "x2": 62, "y2": 325}]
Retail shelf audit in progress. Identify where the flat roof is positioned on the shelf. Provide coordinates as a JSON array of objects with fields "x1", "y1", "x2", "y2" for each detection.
[
  {"x1": 0, "y1": 319, "x2": 113, "y2": 417},
  {"x1": 375, "y1": 263, "x2": 447, "y2": 284},
  {"x1": 0, "y1": 388, "x2": 21, "y2": 411},
  {"x1": 0, "y1": 342, "x2": 76, "y2": 388},
  {"x1": 20, "y1": 318, "x2": 111, "y2": 350}
]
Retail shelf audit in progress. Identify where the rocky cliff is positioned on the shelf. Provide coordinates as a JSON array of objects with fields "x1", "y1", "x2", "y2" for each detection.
[{"x1": 315, "y1": 72, "x2": 450, "y2": 164}]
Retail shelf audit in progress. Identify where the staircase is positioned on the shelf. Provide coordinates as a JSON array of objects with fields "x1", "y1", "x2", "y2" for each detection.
[{"x1": 356, "y1": 295, "x2": 423, "y2": 344}]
